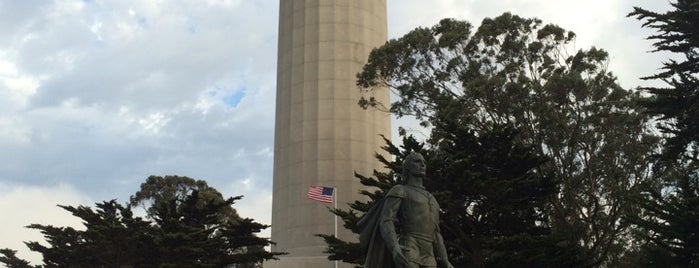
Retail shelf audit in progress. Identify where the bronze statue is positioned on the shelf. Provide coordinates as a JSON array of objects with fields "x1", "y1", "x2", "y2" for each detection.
[{"x1": 358, "y1": 152, "x2": 453, "y2": 268}]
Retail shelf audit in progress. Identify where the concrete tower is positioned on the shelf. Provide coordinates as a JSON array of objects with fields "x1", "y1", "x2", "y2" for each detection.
[{"x1": 268, "y1": 0, "x2": 389, "y2": 267}]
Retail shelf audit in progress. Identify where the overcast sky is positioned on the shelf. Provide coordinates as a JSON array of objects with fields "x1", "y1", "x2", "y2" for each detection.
[{"x1": 0, "y1": 0, "x2": 672, "y2": 264}]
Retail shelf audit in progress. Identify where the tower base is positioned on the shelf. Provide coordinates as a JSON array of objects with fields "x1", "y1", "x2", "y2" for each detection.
[{"x1": 264, "y1": 256, "x2": 355, "y2": 268}]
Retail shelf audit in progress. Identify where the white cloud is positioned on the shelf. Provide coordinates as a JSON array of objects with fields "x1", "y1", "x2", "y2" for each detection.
[
  {"x1": 0, "y1": 58, "x2": 40, "y2": 112},
  {"x1": 0, "y1": 59, "x2": 17, "y2": 75},
  {"x1": 206, "y1": 0, "x2": 243, "y2": 8},
  {"x1": 2, "y1": 75, "x2": 38, "y2": 106},
  {"x1": 137, "y1": 112, "x2": 170, "y2": 134}
]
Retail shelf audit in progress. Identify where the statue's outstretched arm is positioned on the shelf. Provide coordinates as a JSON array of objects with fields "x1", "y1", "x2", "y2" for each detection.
[{"x1": 380, "y1": 196, "x2": 409, "y2": 267}]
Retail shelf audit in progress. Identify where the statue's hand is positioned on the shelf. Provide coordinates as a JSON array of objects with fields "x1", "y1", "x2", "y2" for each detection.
[{"x1": 391, "y1": 246, "x2": 409, "y2": 267}]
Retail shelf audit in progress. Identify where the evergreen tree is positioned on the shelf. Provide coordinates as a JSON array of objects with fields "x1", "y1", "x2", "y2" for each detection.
[
  {"x1": 0, "y1": 249, "x2": 36, "y2": 268},
  {"x1": 0, "y1": 176, "x2": 283, "y2": 267},
  {"x1": 130, "y1": 175, "x2": 240, "y2": 223},
  {"x1": 15, "y1": 200, "x2": 156, "y2": 268},
  {"x1": 625, "y1": 1, "x2": 699, "y2": 266},
  {"x1": 321, "y1": 129, "x2": 572, "y2": 267},
  {"x1": 425, "y1": 122, "x2": 572, "y2": 267},
  {"x1": 625, "y1": 161, "x2": 699, "y2": 267},
  {"x1": 325, "y1": 12, "x2": 656, "y2": 266},
  {"x1": 629, "y1": 0, "x2": 699, "y2": 161}
]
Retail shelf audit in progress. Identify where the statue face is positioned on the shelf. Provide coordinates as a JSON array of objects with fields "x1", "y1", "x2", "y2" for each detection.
[{"x1": 407, "y1": 153, "x2": 426, "y2": 177}]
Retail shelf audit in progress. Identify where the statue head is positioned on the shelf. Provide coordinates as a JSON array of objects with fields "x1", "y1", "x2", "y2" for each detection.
[{"x1": 401, "y1": 152, "x2": 426, "y2": 183}]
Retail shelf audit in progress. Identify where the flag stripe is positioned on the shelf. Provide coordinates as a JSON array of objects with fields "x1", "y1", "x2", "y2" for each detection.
[{"x1": 307, "y1": 186, "x2": 334, "y2": 203}]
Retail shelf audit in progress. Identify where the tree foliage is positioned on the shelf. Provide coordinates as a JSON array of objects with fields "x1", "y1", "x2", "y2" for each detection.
[
  {"x1": 0, "y1": 175, "x2": 283, "y2": 268},
  {"x1": 337, "y1": 12, "x2": 657, "y2": 266},
  {"x1": 625, "y1": 1, "x2": 699, "y2": 266},
  {"x1": 0, "y1": 249, "x2": 34, "y2": 268},
  {"x1": 21, "y1": 201, "x2": 156, "y2": 268},
  {"x1": 130, "y1": 175, "x2": 239, "y2": 223},
  {"x1": 625, "y1": 161, "x2": 699, "y2": 267},
  {"x1": 629, "y1": 0, "x2": 699, "y2": 161},
  {"x1": 322, "y1": 130, "x2": 576, "y2": 267}
]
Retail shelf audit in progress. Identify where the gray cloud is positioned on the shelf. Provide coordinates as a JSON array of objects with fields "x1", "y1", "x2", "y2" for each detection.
[{"x1": 0, "y1": 2, "x2": 280, "y2": 238}]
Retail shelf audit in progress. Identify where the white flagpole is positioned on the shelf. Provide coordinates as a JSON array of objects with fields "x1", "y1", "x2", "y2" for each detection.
[{"x1": 333, "y1": 187, "x2": 338, "y2": 268}]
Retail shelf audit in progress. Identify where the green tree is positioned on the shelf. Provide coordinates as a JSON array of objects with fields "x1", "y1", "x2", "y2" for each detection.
[
  {"x1": 2, "y1": 200, "x2": 156, "y2": 268},
  {"x1": 130, "y1": 175, "x2": 239, "y2": 223},
  {"x1": 629, "y1": 0, "x2": 699, "y2": 161},
  {"x1": 0, "y1": 176, "x2": 283, "y2": 268},
  {"x1": 625, "y1": 161, "x2": 699, "y2": 267},
  {"x1": 353, "y1": 12, "x2": 656, "y2": 266},
  {"x1": 425, "y1": 124, "x2": 571, "y2": 267},
  {"x1": 0, "y1": 249, "x2": 36, "y2": 268},
  {"x1": 131, "y1": 175, "x2": 281, "y2": 267},
  {"x1": 625, "y1": 1, "x2": 699, "y2": 266},
  {"x1": 322, "y1": 129, "x2": 572, "y2": 267},
  {"x1": 146, "y1": 189, "x2": 280, "y2": 267}
]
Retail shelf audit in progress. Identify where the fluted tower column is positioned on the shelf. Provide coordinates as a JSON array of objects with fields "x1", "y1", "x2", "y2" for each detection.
[{"x1": 268, "y1": 0, "x2": 389, "y2": 267}]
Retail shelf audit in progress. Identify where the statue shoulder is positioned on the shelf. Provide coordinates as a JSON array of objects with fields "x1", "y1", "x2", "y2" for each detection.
[{"x1": 385, "y1": 184, "x2": 407, "y2": 198}]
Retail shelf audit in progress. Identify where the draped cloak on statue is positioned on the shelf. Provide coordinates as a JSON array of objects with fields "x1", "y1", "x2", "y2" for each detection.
[{"x1": 357, "y1": 198, "x2": 394, "y2": 268}]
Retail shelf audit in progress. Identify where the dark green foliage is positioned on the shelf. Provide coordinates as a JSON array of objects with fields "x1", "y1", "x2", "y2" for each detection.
[
  {"x1": 130, "y1": 175, "x2": 240, "y2": 223},
  {"x1": 0, "y1": 176, "x2": 283, "y2": 268},
  {"x1": 629, "y1": 0, "x2": 699, "y2": 160},
  {"x1": 22, "y1": 200, "x2": 156, "y2": 268},
  {"x1": 425, "y1": 124, "x2": 570, "y2": 267},
  {"x1": 322, "y1": 129, "x2": 571, "y2": 267},
  {"x1": 146, "y1": 189, "x2": 281, "y2": 267},
  {"x1": 625, "y1": 1, "x2": 699, "y2": 266},
  {"x1": 350, "y1": 12, "x2": 657, "y2": 266},
  {"x1": 0, "y1": 249, "x2": 36, "y2": 268},
  {"x1": 625, "y1": 161, "x2": 699, "y2": 267}
]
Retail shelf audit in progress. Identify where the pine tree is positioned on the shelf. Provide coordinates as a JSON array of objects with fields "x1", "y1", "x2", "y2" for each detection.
[
  {"x1": 0, "y1": 249, "x2": 36, "y2": 268},
  {"x1": 625, "y1": 160, "x2": 699, "y2": 266},
  {"x1": 0, "y1": 176, "x2": 284, "y2": 267},
  {"x1": 629, "y1": 0, "x2": 699, "y2": 160},
  {"x1": 625, "y1": 1, "x2": 699, "y2": 265},
  {"x1": 18, "y1": 200, "x2": 155, "y2": 267},
  {"x1": 321, "y1": 127, "x2": 578, "y2": 267}
]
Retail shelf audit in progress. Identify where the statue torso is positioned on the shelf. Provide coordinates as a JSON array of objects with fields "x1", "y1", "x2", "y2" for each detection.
[
  {"x1": 395, "y1": 185, "x2": 440, "y2": 236},
  {"x1": 386, "y1": 184, "x2": 440, "y2": 266}
]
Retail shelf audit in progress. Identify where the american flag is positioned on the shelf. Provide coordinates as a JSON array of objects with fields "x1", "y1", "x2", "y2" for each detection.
[{"x1": 307, "y1": 186, "x2": 334, "y2": 203}]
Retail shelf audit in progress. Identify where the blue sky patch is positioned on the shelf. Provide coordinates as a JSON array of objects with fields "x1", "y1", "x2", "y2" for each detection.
[{"x1": 223, "y1": 87, "x2": 246, "y2": 107}]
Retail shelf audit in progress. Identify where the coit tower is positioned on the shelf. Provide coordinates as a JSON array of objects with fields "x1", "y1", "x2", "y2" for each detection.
[{"x1": 268, "y1": 0, "x2": 389, "y2": 267}]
